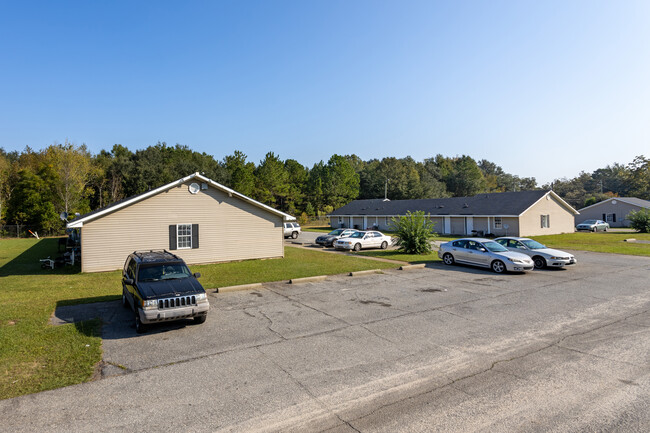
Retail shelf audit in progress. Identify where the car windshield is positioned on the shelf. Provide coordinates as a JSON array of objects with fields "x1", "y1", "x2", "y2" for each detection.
[
  {"x1": 349, "y1": 232, "x2": 365, "y2": 238},
  {"x1": 138, "y1": 263, "x2": 192, "y2": 281},
  {"x1": 328, "y1": 229, "x2": 344, "y2": 236},
  {"x1": 581, "y1": 220, "x2": 597, "y2": 224},
  {"x1": 483, "y1": 241, "x2": 508, "y2": 252},
  {"x1": 521, "y1": 239, "x2": 546, "y2": 249}
]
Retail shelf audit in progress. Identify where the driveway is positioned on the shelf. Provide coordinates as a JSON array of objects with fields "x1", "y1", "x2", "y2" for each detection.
[{"x1": 3, "y1": 251, "x2": 650, "y2": 432}]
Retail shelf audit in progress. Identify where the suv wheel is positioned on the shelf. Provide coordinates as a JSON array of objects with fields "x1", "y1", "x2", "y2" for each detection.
[
  {"x1": 122, "y1": 288, "x2": 128, "y2": 308},
  {"x1": 291, "y1": 231, "x2": 298, "y2": 239},
  {"x1": 194, "y1": 315, "x2": 207, "y2": 324},
  {"x1": 135, "y1": 312, "x2": 147, "y2": 334}
]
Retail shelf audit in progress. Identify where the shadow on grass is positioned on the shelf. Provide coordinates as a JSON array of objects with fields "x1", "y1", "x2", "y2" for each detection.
[
  {"x1": 74, "y1": 318, "x2": 102, "y2": 338},
  {"x1": 0, "y1": 237, "x2": 81, "y2": 276}
]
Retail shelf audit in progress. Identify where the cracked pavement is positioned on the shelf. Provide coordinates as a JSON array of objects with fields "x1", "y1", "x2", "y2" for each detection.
[{"x1": 3, "y1": 250, "x2": 650, "y2": 432}]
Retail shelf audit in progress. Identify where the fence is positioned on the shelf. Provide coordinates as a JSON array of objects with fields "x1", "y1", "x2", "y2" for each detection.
[{"x1": 0, "y1": 225, "x2": 64, "y2": 238}]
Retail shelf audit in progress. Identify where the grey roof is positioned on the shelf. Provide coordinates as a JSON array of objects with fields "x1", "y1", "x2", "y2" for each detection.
[
  {"x1": 329, "y1": 190, "x2": 571, "y2": 217},
  {"x1": 578, "y1": 197, "x2": 650, "y2": 211},
  {"x1": 622, "y1": 197, "x2": 650, "y2": 208}
]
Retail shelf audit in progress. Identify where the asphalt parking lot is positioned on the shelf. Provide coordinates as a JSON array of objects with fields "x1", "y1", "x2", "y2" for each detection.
[{"x1": 5, "y1": 249, "x2": 650, "y2": 432}]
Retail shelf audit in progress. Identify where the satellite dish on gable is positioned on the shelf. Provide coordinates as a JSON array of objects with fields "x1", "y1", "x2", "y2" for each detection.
[{"x1": 60, "y1": 211, "x2": 68, "y2": 221}]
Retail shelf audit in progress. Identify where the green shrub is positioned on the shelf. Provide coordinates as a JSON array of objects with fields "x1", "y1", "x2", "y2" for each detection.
[
  {"x1": 628, "y1": 208, "x2": 650, "y2": 233},
  {"x1": 390, "y1": 211, "x2": 437, "y2": 254}
]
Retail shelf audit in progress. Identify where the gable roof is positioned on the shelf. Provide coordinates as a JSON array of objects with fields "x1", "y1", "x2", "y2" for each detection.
[
  {"x1": 578, "y1": 197, "x2": 650, "y2": 212},
  {"x1": 329, "y1": 190, "x2": 578, "y2": 217},
  {"x1": 67, "y1": 173, "x2": 295, "y2": 228}
]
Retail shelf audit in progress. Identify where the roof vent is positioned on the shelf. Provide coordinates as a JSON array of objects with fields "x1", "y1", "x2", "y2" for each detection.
[
  {"x1": 463, "y1": 203, "x2": 469, "y2": 208},
  {"x1": 383, "y1": 198, "x2": 390, "y2": 202},
  {"x1": 438, "y1": 205, "x2": 444, "y2": 208}
]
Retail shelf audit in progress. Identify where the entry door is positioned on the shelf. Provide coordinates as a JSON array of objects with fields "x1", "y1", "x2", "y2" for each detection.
[{"x1": 466, "y1": 217, "x2": 473, "y2": 234}]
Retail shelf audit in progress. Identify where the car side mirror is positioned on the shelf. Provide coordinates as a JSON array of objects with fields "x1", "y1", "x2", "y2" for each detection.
[
  {"x1": 124, "y1": 278, "x2": 134, "y2": 285},
  {"x1": 193, "y1": 272, "x2": 201, "y2": 279}
]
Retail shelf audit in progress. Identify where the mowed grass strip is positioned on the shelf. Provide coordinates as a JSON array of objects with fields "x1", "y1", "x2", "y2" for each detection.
[
  {"x1": 535, "y1": 231, "x2": 650, "y2": 256},
  {"x1": 194, "y1": 245, "x2": 396, "y2": 289},
  {"x1": 357, "y1": 236, "x2": 458, "y2": 263},
  {"x1": 357, "y1": 250, "x2": 438, "y2": 263},
  {"x1": 0, "y1": 238, "x2": 396, "y2": 400}
]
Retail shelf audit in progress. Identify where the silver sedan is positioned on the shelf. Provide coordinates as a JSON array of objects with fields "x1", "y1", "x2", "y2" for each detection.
[
  {"x1": 438, "y1": 238, "x2": 534, "y2": 273},
  {"x1": 495, "y1": 237, "x2": 577, "y2": 269}
]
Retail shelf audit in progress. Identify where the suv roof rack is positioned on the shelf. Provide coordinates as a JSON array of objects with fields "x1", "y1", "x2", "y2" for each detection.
[{"x1": 132, "y1": 250, "x2": 181, "y2": 263}]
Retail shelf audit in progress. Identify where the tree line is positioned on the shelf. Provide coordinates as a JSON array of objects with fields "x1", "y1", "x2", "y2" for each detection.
[{"x1": 0, "y1": 142, "x2": 648, "y2": 234}]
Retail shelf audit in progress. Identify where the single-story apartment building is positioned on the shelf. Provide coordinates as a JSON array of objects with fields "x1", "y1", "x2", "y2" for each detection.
[
  {"x1": 328, "y1": 190, "x2": 578, "y2": 237},
  {"x1": 67, "y1": 173, "x2": 295, "y2": 272},
  {"x1": 576, "y1": 197, "x2": 650, "y2": 228}
]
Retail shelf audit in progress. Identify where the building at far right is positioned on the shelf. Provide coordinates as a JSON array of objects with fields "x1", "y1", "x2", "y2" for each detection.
[{"x1": 577, "y1": 197, "x2": 650, "y2": 228}]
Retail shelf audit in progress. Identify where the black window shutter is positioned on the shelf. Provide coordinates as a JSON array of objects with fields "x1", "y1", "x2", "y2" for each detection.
[
  {"x1": 169, "y1": 225, "x2": 177, "y2": 250},
  {"x1": 192, "y1": 224, "x2": 199, "y2": 249},
  {"x1": 613, "y1": 213, "x2": 616, "y2": 222},
  {"x1": 602, "y1": 213, "x2": 606, "y2": 221}
]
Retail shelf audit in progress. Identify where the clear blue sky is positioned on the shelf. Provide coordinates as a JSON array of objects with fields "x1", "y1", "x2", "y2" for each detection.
[{"x1": 1, "y1": 0, "x2": 649, "y2": 185}]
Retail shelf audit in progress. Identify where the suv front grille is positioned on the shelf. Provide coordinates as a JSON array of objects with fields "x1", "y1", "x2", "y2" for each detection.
[{"x1": 158, "y1": 296, "x2": 197, "y2": 309}]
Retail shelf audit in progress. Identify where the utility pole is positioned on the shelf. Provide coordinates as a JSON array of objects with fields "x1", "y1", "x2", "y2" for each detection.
[{"x1": 384, "y1": 178, "x2": 389, "y2": 201}]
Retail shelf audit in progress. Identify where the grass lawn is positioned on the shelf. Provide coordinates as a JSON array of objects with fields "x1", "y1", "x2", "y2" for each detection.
[
  {"x1": 535, "y1": 231, "x2": 650, "y2": 257},
  {"x1": 302, "y1": 226, "x2": 336, "y2": 233},
  {"x1": 0, "y1": 238, "x2": 396, "y2": 400},
  {"x1": 357, "y1": 250, "x2": 439, "y2": 263},
  {"x1": 357, "y1": 236, "x2": 458, "y2": 263}
]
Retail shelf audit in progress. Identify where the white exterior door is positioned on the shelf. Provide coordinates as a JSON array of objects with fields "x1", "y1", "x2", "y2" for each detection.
[{"x1": 466, "y1": 217, "x2": 473, "y2": 234}]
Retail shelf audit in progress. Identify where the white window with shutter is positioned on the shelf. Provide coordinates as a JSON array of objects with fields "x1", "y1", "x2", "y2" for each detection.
[
  {"x1": 494, "y1": 217, "x2": 502, "y2": 229},
  {"x1": 177, "y1": 224, "x2": 192, "y2": 249},
  {"x1": 541, "y1": 214, "x2": 550, "y2": 228}
]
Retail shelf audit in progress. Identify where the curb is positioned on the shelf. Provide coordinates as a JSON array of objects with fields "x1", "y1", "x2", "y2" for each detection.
[
  {"x1": 348, "y1": 269, "x2": 383, "y2": 277},
  {"x1": 399, "y1": 263, "x2": 426, "y2": 270},
  {"x1": 289, "y1": 275, "x2": 328, "y2": 284},
  {"x1": 216, "y1": 283, "x2": 264, "y2": 293}
]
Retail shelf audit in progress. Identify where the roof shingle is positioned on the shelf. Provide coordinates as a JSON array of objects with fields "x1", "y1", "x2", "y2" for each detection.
[{"x1": 329, "y1": 190, "x2": 559, "y2": 217}]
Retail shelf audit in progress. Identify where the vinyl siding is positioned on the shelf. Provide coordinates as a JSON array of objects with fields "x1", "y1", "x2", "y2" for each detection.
[
  {"x1": 450, "y1": 217, "x2": 466, "y2": 235},
  {"x1": 576, "y1": 200, "x2": 644, "y2": 227},
  {"x1": 430, "y1": 217, "x2": 444, "y2": 234},
  {"x1": 472, "y1": 217, "x2": 489, "y2": 235},
  {"x1": 519, "y1": 194, "x2": 575, "y2": 236},
  {"x1": 81, "y1": 182, "x2": 283, "y2": 272},
  {"x1": 489, "y1": 217, "x2": 520, "y2": 237}
]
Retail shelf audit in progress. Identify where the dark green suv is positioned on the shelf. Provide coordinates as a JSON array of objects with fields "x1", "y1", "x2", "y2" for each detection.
[{"x1": 122, "y1": 250, "x2": 209, "y2": 333}]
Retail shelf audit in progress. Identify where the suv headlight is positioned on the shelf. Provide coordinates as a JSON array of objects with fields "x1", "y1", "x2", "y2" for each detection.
[
  {"x1": 196, "y1": 293, "x2": 207, "y2": 301},
  {"x1": 142, "y1": 299, "x2": 158, "y2": 309}
]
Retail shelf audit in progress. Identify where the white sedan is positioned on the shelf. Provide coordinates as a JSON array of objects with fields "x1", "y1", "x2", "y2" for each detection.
[
  {"x1": 495, "y1": 237, "x2": 577, "y2": 269},
  {"x1": 334, "y1": 231, "x2": 392, "y2": 251}
]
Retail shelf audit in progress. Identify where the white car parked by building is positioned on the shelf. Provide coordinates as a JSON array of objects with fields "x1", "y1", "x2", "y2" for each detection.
[
  {"x1": 334, "y1": 231, "x2": 392, "y2": 251},
  {"x1": 495, "y1": 237, "x2": 577, "y2": 269}
]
